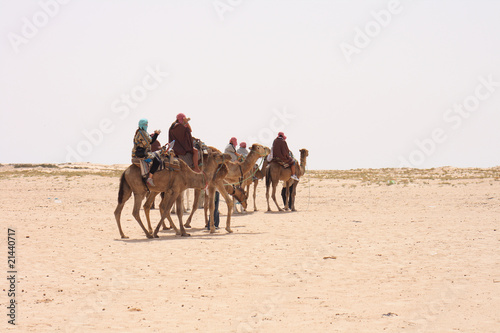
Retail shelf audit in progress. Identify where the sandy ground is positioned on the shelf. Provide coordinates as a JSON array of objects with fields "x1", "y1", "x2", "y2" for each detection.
[{"x1": 1, "y1": 164, "x2": 499, "y2": 332}]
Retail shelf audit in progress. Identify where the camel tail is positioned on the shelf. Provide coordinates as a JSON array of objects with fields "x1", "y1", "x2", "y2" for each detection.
[{"x1": 118, "y1": 172, "x2": 128, "y2": 204}]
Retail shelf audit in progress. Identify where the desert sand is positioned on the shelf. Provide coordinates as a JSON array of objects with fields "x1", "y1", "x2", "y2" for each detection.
[{"x1": 1, "y1": 163, "x2": 499, "y2": 332}]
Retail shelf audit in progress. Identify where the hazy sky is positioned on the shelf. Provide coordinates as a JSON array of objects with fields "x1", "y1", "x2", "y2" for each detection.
[{"x1": 1, "y1": 0, "x2": 499, "y2": 170}]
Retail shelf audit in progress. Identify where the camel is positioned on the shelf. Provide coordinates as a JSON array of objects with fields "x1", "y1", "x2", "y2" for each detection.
[
  {"x1": 114, "y1": 150, "x2": 231, "y2": 239},
  {"x1": 150, "y1": 180, "x2": 247, "y2": 231},
  {"x1": 236, "y1": 158, "x2": 268, "y2": 212},
  {"x1": 200, "y1": 182, "x2": 248, "y2": 227},
  {"x1": 265, "y1": 148, "x2": 309, "y2": 212},
  {"x1": 184, "y1": 143, "x2": 270, "y2": 229}
]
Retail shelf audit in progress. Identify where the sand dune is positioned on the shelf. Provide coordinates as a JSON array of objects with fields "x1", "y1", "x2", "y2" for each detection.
[{"x1": 1, "y1": 163, "x2": 499, "y2": 332}]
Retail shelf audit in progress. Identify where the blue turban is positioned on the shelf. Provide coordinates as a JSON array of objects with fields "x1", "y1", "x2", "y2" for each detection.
[{"x1": 138, "y1": 119, "x2": 148, "y2": 131}]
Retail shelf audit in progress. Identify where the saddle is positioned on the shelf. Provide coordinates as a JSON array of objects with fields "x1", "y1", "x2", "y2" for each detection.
[
  {"x1": 176, "y1": 138, "x2": 209, "y2": 169},
  {"x1": 131, "y1": 150, "x2": 181, "y2": 178},
  {"x1": 272, "y1": 158, "x2": 292, "y2": 169}
]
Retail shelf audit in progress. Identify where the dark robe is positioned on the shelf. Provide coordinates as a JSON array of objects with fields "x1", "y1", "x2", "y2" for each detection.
[
  {"x1": 272, "y1": 137, "x2": 294, "y2": 164},
  {"x1": 169, "y1": 122, "x2": 194, "y2": 156}
]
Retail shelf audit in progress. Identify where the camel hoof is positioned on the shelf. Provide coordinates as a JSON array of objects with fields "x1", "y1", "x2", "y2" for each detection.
[
  {"x1": 184, "y1": 224, "x2": 191, "y2": 228},
  {"x1": 153, "y1": 233, "x2": 159, "y2": 238},
  {"x1": 147, "y1": 233, "x2": 154, "y2": 239},
  {"x1": 210, "y1": 228, "x2": 216, "y2": 234},
  {"x1": 121, "y1": 235, "x2": 129, "y2": 239},
  {"x1": 226, "y1": 228, "x2": 233, "y2": 233},
  {"x1": 181, "y1": 233, "x2": 191, "y2": 237},
  {"x1": 162, "y1": 226, "x2": 171, "y2": 231}
]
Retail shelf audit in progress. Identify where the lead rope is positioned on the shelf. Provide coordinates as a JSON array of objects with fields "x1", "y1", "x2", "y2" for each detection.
[{"x1": 225, "y1": 157, "x2": 264, "y2": 186}]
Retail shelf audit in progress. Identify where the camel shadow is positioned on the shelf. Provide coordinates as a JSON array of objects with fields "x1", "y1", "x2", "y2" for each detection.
[
  {"x1": 114, "y1": 228, "x2": 261, "y2": 242},
  {"x1": 264, "y1": 210, "x2": 294, "y2": 214}
]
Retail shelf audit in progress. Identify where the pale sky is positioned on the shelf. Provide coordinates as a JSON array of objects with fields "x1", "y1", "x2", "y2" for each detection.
[{"x1": 1, "y1": 0, "x2": 499, "y2": 170}]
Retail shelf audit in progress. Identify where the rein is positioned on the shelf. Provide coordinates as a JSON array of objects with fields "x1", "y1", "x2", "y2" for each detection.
[{"x1": 225, "y1": 157, "x2": 264, "y2": 186}]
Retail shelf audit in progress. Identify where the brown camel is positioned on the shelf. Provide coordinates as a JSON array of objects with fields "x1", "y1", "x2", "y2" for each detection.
[
  {"x1": 114, "y1": 151, "x2": 231, "y2": 239},
  {"x1": 265, "y1": 148, "x2": 309, "y2": 212},
  {"x1": 200, "y1": 182, "x2": 248, "y2": 226},
  {"x1": 150, "y1": 180, "x2": 247, "y2": 231},
  {"x1": 184, "y1": 143, "x2": 269, "y2": 229},
  {"x1": 234, "y1": 158, "x2": 268, "y2": 212}
]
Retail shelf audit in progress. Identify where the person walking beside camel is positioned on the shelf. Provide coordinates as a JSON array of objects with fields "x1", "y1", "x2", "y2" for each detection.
[
  {"x1": 272, "y1": 131, "x2": 299, "y2": 181},
  {"x1": 132, "y1": 118, "x2": 161, "y2": 186},
  {"x1": 169, "y1": 113, "x2": 201, "y2": 173}
]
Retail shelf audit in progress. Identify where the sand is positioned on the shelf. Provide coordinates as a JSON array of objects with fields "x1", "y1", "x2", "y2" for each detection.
[{"x1": 1, "y1": 163, "x2": 499, "y2": 332}]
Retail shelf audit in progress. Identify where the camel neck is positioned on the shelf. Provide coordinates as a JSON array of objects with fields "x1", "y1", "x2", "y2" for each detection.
[{"x1": 300, "y1": 154, "x2": 307, "y2": 176}]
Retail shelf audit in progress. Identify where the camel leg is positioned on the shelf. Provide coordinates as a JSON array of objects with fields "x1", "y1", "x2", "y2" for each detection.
[
  {"x1": 155, "y1": 191, "x2": 179, "y2": 237},
  {"x1": 131, "y1": 192, "x2": 153, "y2": 239},
  {"x1": 253, "y1": 180, "x2": 258, "y2": 211},
  {"x1": 157, "y1": 192, "x2": 169, "y2": 229},
  {"x1": 284, "y1": 182, "x2": 290, "y2": 211},
  {"x1": 266, "y1": 177, "x2": 272, "y2": 212},
  {"x1": 158, "y1": 193, "x2": 171, "y2": 230},
  {"x1": 174, "y1": 195, "x2": 190, "y2": 236},
  {"x1": 114, "y1": 185, "x2": 132, "y2": 239},
  {"x1": 271, "y1": 180, "x2": 283, "y2": 212},
  {"x1": 291, "y1": 182, "x2": 298, "y2": 212},
  {"x1": 184, "y1": 189, "x2": 190, "y2": 212},
  {"x1": 143, "y1": 191, "x2": 158, "y2": 234},
  {"x1": 160, "y1": 189, "x2": 180, "y2": 233},
  {"x1": 204, "y1": 191, "x2": 209, "y2": 228},
  {"x1": 216, "y1": 182, "x2": 233, "y2": 233},
  {"x1": 206, "y1": 186, "x2": 217, "y2": 233},
  {"x1": 184, "y1": 189, "x2": 201, "y2": 228}
]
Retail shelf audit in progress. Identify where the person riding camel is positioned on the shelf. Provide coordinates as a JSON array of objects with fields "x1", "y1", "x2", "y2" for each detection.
[
  {"x1": 224, "y1": 137, "x2": 241, "y2": 162},
  {"x1": 132, "y1": 118, "x2": 161, "y2": 186},
  {"x1": 236, "y1": 141, "x2": 249, "y2": 158},
  {"x1": 168, "y1": 113, "x2": 201, "y2": 173},
  {"x1": 272, "y1": 131, "x2": 299, "y2": 181}
]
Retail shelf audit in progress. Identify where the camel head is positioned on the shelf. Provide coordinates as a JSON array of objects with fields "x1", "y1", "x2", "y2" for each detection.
[
  {"x1": 233, "y1": 186, "x2": 248, "y2": 210},
  {"x1": 250, "y1": 144, "x2": 271, "y2": 157},
  {"x1": 299, "y1": 149, "x2": 309, "y2": 159}
]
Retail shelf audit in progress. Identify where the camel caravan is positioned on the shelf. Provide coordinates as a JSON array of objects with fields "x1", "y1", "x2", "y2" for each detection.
[{"x1": 114, "y1": 115, "x2": 309, "y2": 239}]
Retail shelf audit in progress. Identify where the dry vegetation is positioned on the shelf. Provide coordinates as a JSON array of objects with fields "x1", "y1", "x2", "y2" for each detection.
[
  {"x1": 308, "y1": 167, "x2": 500, "y2": 185},
  {"x1": 2, "y1": 164, "x2": 500, "y2": 185},
  {"x1": 0, "y1": 163, "x2": 124, "y2": 179}
]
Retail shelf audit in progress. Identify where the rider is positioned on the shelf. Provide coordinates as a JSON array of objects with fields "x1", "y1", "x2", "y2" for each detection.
[
  {"x1": 272, "y1": 131, "x2": 299, "y2": 181},
  {"x1": 236, "y1": 141, "x2": 249, "y2": 158},
  {"x1": 168, "y1": 113, "x2": 201, "y2": 173},
  {"x1": 132, "y1": 118, "x2": 161, "y2": 186},
  {"x1": 224, "y1": 137, "x2": 241, "y2": 162}
]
